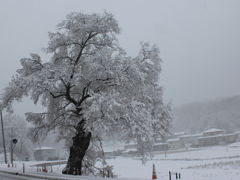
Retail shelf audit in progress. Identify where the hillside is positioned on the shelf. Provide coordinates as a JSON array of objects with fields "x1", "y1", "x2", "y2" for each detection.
[{"x1": 173, "y1": 95, "x2": 240, "y2": 133}]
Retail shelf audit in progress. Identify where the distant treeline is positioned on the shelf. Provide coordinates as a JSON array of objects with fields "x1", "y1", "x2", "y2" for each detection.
[{"x1": 173, "y1": 95, "x2": 240, "y2": 133}]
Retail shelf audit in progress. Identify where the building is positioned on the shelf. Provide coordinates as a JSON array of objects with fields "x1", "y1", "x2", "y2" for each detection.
[
  {"x1": 153, "y1": 143, "x2": 168, "y2": 151},
  {"x1": 179, "y1": 134, "x2": 202, "y2": 147},
  {"x1": 222, "y1": 133, "x2": 238, "y2": 144},
  {"x1": 167, "y1": 138, "x2": 184, "y2": 150},
  {"x1": 234, "y1": 131, "x2": 240, "y2": 140},
  {"x1": 124, "y1": 143, "x2": 137, "y2": 150},
  {"x1": 34, "y1": 147, "x2": 58, "y2": 161},
  {"x1": 202, "y1": 128, "x2": 224, "y2": 136},
  {"x1": 198, "y1": 135, "x2": 225, "y2": 146},
  {"x1": 198, "y1": 133, "x2": 238, "y2": 147}
]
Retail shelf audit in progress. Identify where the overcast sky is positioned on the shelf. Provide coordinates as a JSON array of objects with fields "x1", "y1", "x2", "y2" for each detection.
[{"x1": 0, "y1": 0, "x2": 240, "y2": 115}]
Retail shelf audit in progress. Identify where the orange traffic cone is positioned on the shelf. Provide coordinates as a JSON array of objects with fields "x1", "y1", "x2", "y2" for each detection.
[{"x1": 152, "y1": 164, "x2": 157, "y2": 179}]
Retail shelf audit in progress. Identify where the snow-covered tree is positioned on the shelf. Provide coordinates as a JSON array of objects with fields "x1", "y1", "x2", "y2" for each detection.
[
  {"x1": 0, "y1": 12, "x2": 171, "y2": 175},
  {"x1": 1, "y1": 113, "x2": 33, "y2": 161}
]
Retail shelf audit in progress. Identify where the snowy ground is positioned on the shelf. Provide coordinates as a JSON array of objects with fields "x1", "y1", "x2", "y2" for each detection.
[
  {"x1": 108, "y1": 143, "x2": 240, "y2": 180},
  {"x1": 1, "y1": 142, "x2": 240, "y2": 180}
]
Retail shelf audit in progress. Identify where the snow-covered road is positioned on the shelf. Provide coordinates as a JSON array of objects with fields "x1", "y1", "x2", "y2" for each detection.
[{"x1": 0, "y1": 172, "x2": 43, "y2": 180}]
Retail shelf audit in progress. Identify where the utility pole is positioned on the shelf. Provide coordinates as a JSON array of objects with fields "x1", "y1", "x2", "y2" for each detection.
[
  {"x1": 10, "y1": 127, "x2": 13, "y2": 166},
  {"x1": 0, "y1": 110, "x2": 7, "y2": 164},
  {"x1": 10, "y1": 137, "x2": 13, "y2": 166},
  {"x1": 10, "y1": 126, "x2": 18, "y2": 166}
]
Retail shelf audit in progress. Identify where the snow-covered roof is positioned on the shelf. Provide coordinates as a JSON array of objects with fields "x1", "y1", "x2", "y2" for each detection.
[
  {"x1": 179, "y1": 134, "x2": 202, "y2": 138},
  {"x1": 34, "y1": 146, "x2": 56, "y2": 151},
  {"x1": 173, "y1": 132, "x2": 185, "y2": 136},
  {"x1": 154, "y1": 142, "x2": 168, "y2": 145},
  {"x1": 202, "y1": 128, "x2": 223, "y2": 133},
  {"x1": 124, "y1": 142, "x2": 137, "y2": 145},
  {"x1": 229, "y1": 142, "x2": 240, "y2": 147},
  {"x1": 198, "y1": 134, "x2": 227, "y2": 139},
  {"x1": 167, "y1": 138, "x2": 180, "y2": 142}
]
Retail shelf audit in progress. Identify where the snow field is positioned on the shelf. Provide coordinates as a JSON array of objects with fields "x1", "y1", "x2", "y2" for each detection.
[
  {"x1": 108, "y1": 144, "x2": 240, "y2": 180},
  {"x1": 0, "y1": 143, "x2": 240, "y2": 180}
]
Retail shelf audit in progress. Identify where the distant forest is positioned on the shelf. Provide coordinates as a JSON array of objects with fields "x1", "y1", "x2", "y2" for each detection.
[{"x1": 173, "y1": 95, "x2": 240, "y2": 133}]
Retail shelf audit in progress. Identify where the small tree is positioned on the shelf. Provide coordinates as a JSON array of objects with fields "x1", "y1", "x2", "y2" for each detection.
[{"x1": 0, "y1": 12, "x2": 171, "y2": 175}]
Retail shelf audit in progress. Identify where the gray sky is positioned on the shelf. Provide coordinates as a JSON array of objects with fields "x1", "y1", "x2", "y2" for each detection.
[{"x1": 0, "y1": 0, "x2": 240, "y2": 115}]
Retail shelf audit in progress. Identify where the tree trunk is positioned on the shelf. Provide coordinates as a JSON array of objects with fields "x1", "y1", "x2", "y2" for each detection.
[{"x1": 62, "y1": 121, "x2": 91, "y2": 175}]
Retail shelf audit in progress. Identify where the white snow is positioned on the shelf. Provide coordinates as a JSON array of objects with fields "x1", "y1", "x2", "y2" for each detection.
[
  {"x1": 1, "y1": 142, "x2": 240, "y2": 180},
  {"x1": 166, "y1": 138, "x2": 180, "y2": 142},
  {"x1": 202, "y1": 128, "x2": 223, "y2": 133},
  {"x1": 229, "y1": 142, "x2": 240, "y2": 147},
  {"x1": 179, "y1": 133, "x2": 202, "y2": 138},
  {"x1": 34, "y1": 147, "x2": 56, "y2": 150},
  {"x1": 107, "y1": 143, "x2": 240, "y2": 180}
]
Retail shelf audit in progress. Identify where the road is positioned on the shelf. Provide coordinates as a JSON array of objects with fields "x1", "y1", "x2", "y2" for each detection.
[{"x1": 0, "y1": 172, "x2": 43, "y2": 180}]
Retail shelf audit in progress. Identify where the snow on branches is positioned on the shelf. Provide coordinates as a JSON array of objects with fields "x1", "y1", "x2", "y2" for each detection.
[{"x1": 1, "y1": 11, "x2": 171, "y2": 163}]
